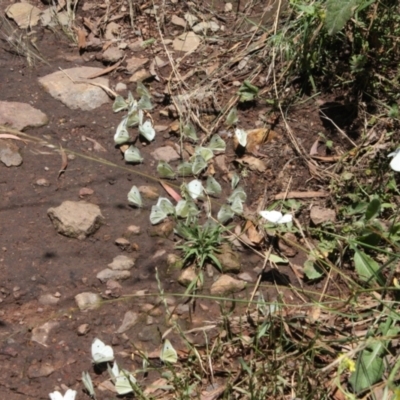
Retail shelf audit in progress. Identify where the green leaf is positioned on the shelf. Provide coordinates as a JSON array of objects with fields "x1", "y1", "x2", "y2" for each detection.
[
  {"x1": 365, "y1": 198, "x2": 381, "y2": 221},
  {"x1": 269, "y1": 254, "x2": 288, "y2": 264},
  {"x1": 349, "y1": 346, "x2": 385, "y2": 393},
  {"x1": 325, "y1": 0, "x2": 359, "y2": 35},
  {"x1": 353, "y1": 248, "x2": 384, "y2": 285}
]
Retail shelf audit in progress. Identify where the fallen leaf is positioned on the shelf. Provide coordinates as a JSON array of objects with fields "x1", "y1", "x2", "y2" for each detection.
[
  {"x1": 244, "y1": 220, "x2": 263, "y2": 244},
  {"x1": 76, "y1": 27, "x2": 87, "y2": 50},
  {"x1": 160, "y1": 180, "x2": 182, "y2": 202},
  {"x1": 172, "y1": 31, "x2": 201, "y2": 53}
]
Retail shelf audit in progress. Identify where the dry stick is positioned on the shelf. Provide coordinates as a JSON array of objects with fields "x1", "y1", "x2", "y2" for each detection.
[{"x1": 246, "y1": 246, "x2": 273, "y2": 314}]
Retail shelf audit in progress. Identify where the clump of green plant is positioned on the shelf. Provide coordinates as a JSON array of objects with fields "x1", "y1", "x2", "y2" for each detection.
[{"x1": 175, "y1": 219, "x2": 224, "y2": 270}]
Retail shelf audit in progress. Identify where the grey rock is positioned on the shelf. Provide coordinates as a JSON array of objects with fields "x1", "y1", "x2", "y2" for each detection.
[
  {"x1": 115, "y1": 82, "x2": 127, "y2": 92},
  {"x1": 126, "y1": 57, "x2": 149, "y2": 74},
  {"x1": 108, "y1": 255, "x2": 135, "y2": 271},
  {"x1": 77, "y1": 324, "x2": 90, "y2": 336},
  {"x1": 75, "y1": 292, "x2": 101, "y2": 311},
  {"x1": 210, "y1": 275, "x2": 246, "y2": 295},
  {"x1": 38, "y1": 67, "x2": 110, "y2": 111},
  {"x1": 31, "y1": 321, "x2": 59, "y2": 346},
  {"x1": 38, "y1": 294, "x2": 60, "y2": 306},
  {"x1": 6, "y1": 3, "x2": 41, "y2": 29},
  {"x1": 310, "y1": 206, "x2": 336, "y2": 226},
  {"x1": 0, "y1": 101, "x2": 48, "y2": 130},
  {"x1": 116, "y1": 311, "x2": 138, "y2": 333},
  {"x1": 97, "y1": 268, "x2": 131, "y2": 283},
  {"x1": 47, "y1": 201, "x2": 104, "y2": 240},
  {"x1": 36, "y1": 178, "x2": 50, "y2": 187},
  {"x1": 0, "y1": 140, "x2": 23, "y2": 167},
  {"x1": 215, "y1": 243, "x2": 241, "y2": 273},
  {"x1": 151, "y1": 146, "x2": 180, "y2": 162},
  {"x1": 102, "y1": 46, "x2": 124, "y2": 63}
]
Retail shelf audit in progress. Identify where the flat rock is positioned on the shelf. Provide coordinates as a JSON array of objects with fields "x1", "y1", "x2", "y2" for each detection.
[
  {"x1": 97, "y1": 268, "x2": 131, "y2": 282},
  {"x1": 108, "y1": 255, "x2": 135, "y2": 270},
  {"x1": 38, "y1": 67, "x2": 110, "y2": 111},
  {"x1": 178, "y1": 266, "x2": 198, "y2": 287},
  {"x1": 102, "y1": 46, "x2": 124, "y2": 63},
  {"x1": 171, "y1": 15, "x2": 186, "y2": 28},
  {"x1": 75, "y1": 292, "x2": 101, "y2": 311},
  {"x1": 116, "y1": 311, "x2": 138, "y2": 333},
  {"x1": 38, "y1": 294, "x2": 60, "y2": 306},
  {"x1": 310, "y1": 206, "x2": 336, "y2": 226},
  {"x1": 129, "y1": 69, "x2": 152, "y2": 83},
  {"x1": 210, "y1": 275, "x2": 246, "y2": 295},
  {"x1": 47, "y1": 201, "x2": 104, "y2": 240},
  {"x1": 0, "y1": 101, "x2": 48, "y2": 130},
  {"x1": 192, "y1": 21, "x2": 219, "y2": 33},
  {"x1": 31, "y1": 321, "x2": 59, "y2": 346},
  {"x1": 0, "y1": 140, "x2": 23, "y2": 167},
  {"x1": 126, "y1": 57, "x2": 149, "y2": 74},
  {"x1": 27, "y1": 363, "x2": 55, "y2": 378},
  {"x1": 151, "y1": 146, "x2": 180, "y2": 162},
  {"x1": 216, "y1": 243, "x2": 241, "y2": 273},
  {"x1": 173, "y1": 31, "x2": 201, "y2": 53},
  {"x1": 6, "y1": 3, "x2": 41, "y2": 29}
]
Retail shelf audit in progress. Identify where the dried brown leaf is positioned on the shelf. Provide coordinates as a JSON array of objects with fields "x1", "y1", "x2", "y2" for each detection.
[{"x1": 58, "y1": 145, "x2": 68, "y2": 179}]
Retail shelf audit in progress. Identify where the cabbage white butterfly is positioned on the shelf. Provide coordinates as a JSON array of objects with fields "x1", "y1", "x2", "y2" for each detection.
[
  {"x1": 187, "y1": 179, "x2": 204, "y2": 199},
  {"x1": 124, "y1": 145, "x2": 143, "y2": 163},
  {"x1": 194, "y1": 146, "x2": 214, "y2": 162},
  {"x1": 112, "y1": 95, "x2": 129, "y2": 113},
  {"x1": 114, "y1": 118, "x2": 130, "y2": 145},
  {"x1": 160, "y1": 339, "x2": 178, "y2": 364},
  {"x1": 108, "y1": 362, "x2": 136, "y2": 395},
  {"x1": 157, "y1": 161, "x2": 176, "y2": 179},
  {"x1": 231, "y1": 197, "x2": 243, "y2": 214},
  {"x1": 48, "y1": 390, "x2": 77, "y2": 400},
  {"x1": 149, "y1": 205, "x2": 168, "y2": 225},
  {"x1": 235, "y1": 128, "x2": 247, "y2": 147},
  {"x1": 208, "y1": 134, "x2": 226, "y2": 153},
  {"x1": 388, "y1": 148, "x2": 400, "y2": 172},
  {"x1": 205, "y1": 176, "x2": 222, "y2": 197},
  {"x1": 175, "y1": 199, "x2": 200, "y2": 218},
  {"x1": 259, "y1": 210, "x2": 292, "y2": 224},
  {"x1": 228, "y1": 186, "x2": 247, "y2": 203},
  {"x1": 177, "y1": 161, "x2": 193, "y2": 177},
  {"x1": 191, "y1": 155, "x2": 207, "y2": 175},
  {"x1": 183, "y1": 123, "x2": 198, "y2": 142},
  {"x1": 217, "y1": 204, "x2": 234, "y2": 224},
  {"x1": 81, "y1": 371, "x2": 95, "y2": 398},
  {"x1": 127, "y1": 185, "x2": 143, "y2": 208},
  {"x1": 156, "y1": 197, "x2": 175, "y2": 215},
  {"x1": 91, "y1": 338, "x2": 114, "y2": 364},
  {"x1": 139, "y1": 120, "x2": 156, "y2": 141}
]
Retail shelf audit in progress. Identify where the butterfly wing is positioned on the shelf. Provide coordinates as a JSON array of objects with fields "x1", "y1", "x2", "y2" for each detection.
[
  {"x1": 160, "y1": 339, "x2": 178, "y2": 364},
  {"x1": 187, "y1": 179, "x2": 204, "y2": 199},
  {"x1": 390, "y1": 151, "x2": 400, "y2": 172},
  {"x1": 235, "y1": 128, "x2": 247, "y2": 147},
  {"x1": 278, "y1": 214, "x2": 293, "y2": 224},
  {"x1": 91, "y1": 338, "x2": 114, "y2": 364},
  {"x1": 127, "y1": 186, "x2": 143, "y2": 208},
  {"x1": 149, "y1": 205, "x2": 168, "y2": 225},
  {"x1": 259, "y1": 210, "x2": 282, "y2": 223},
  {"x1": 139, "y1": 120, "x2": 156, "y2": 141},
  {"x1": 64, "y1": 389, "x2": 77, "y2": 400},
  {"x1": 49, "y1": 392, "x2": 64, "y2": 400},
  {"x1": 82, "y1": 371, "x2": 95, "y2": 396}
]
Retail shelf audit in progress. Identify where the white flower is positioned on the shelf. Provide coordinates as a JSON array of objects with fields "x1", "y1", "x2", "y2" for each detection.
[
  {"x1": 259, "y1": 210, "x2": 292, "y2": 224},
  {"x1": 388, "y1": 148, "x2": 400, "y2": 172},
  {"x1": 49, "y1": 389, "x2": 77, "y2": 400}
]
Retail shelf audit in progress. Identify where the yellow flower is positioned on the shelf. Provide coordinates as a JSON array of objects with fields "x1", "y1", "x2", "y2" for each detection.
[{"x1": 339, "y1": 353, "x2": 356, "y2": 372}]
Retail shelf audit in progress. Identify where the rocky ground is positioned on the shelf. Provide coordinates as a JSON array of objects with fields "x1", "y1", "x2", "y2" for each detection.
[{"x1": 0, "y1": 0, "x2": 346, "y2": 399}]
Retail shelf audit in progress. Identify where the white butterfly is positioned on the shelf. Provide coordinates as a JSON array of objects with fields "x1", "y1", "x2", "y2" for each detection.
[
  {"x1": 114, "y1": 118, "x2": 130, "y2": 145},
  {"x1": 259, "y1": 210, "x2": 292, "y2": 224},
  {"x1": 91, "y1": 338, "x2": 114, "y2": 364},
  {"x1": 160, "y1": 339, "x2": 178, "y2": 364},
  {"x1": 235, "y1": 128, "x2": 247, "y2": 147},
  {"x1": 388, "y1": 148, "x2": 400, "y2": 172},
  {"x1": 82, "y1": 371, "x2": 95, "y2": 398},
  {"x1": 187, "y1": 179, "x2": 204, "y2": 199},
  {"x1": 124, "y1": 145, "x2": 143, "y2": 163},
  {"x1": 108, "y1": 362, "x2": 136, "y2": 395},
  {"x1": 175, "y1": 199, "x2": 199, "y2": 218},
  {"x1": 48, "y1": 389, "x2": 77, "y2": 400},
  {"x1": 139, "y1": 120, "x2": 156, "y2": 141},
  {"x1": 127, "y1": 185, "x2": 143, "y2": 208},
  {"x1": 217, "y1": 204, "x2": 234, "y2": 224}
]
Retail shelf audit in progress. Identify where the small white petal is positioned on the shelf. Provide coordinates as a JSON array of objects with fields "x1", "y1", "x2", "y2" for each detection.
[{"x1": 259, "y1": 210, "x2": 292, "y2": 224}]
